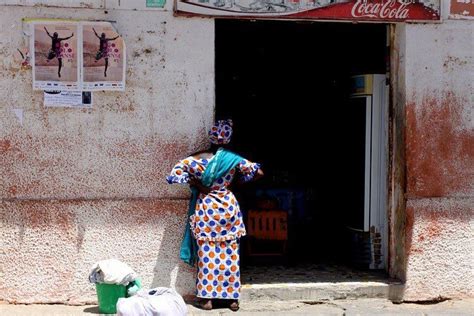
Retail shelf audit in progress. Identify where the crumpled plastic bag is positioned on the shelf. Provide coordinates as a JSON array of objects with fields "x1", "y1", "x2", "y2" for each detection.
[
  {"x1": 116, "y1": 287, "x2": 188, "y2": 316},
  {"x1": 89, "y1": 259, "x2": 137, "y2": 286},
  {"x1": 127, "y1": 278, "x2": 142, "y2": 296}
]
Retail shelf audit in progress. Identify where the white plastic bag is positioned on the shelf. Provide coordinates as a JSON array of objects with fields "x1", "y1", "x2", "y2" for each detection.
[
  {"x1": 116, "y1": 287, "x2": 187, "y2": 316},
  {"x1": 89, "y1": 259, "x2": 137, "y2": 285}
]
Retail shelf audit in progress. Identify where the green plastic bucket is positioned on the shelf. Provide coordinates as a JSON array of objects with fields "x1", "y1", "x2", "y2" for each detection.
[{"x1": 95, "y1": 283, "x2": 127, "y2": 314}]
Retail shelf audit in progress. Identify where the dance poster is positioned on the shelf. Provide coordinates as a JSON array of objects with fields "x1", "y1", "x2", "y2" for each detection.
[
  {"x1": 32, "y1": 22, "x2": 80, "y2": 90},
  {"x1": 82, "y1": 22, "x2": 126, "y2": 91}
]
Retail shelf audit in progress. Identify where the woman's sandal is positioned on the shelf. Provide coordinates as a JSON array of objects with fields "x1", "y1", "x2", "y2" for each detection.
[
  {"x1": 229, "y1": 300, "x2": 239, "y2": 312},
  {"x1": 198, "y1": 299, "x2": 212, "y2": 310}
]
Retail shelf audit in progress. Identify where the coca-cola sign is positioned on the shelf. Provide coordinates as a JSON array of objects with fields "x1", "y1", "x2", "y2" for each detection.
[
  {"x1": 176, "y1": 0, "x2": 440, "y2": 22},
  {"x1": 352, "y1": 0, "x2": 412, "y2": 19}
]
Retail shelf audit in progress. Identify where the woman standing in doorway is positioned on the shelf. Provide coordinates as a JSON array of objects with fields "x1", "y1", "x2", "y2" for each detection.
[{"x1": 167, "y1": 119, "x2": 263, "y2": 311}]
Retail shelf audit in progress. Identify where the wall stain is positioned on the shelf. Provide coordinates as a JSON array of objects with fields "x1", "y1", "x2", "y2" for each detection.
[
  {"x1": 406, "y1": 91, "x2": 474, "y2": 197},
  {"x1": 0, "y1": 139, "x2": 12, "y2": 153}
]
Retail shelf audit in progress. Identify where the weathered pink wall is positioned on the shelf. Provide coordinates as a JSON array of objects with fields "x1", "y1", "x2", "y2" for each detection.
[
  {"x1": 0, "y1": 200, "x2": 195, "y2": 304},
  {"x1": 0, "y1": 4, "x2": 214, "y2": 304},
  {"x1": 402, "y1": 21, "x2": 474, "y2": 300},
  {"x1": 1, "y1": 1, "x2": 473, "y2": 305}
]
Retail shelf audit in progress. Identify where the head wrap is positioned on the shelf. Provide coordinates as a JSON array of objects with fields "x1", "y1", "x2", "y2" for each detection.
[{"x1": 208, "y1": 119, "x2": 233, "y2": 145}]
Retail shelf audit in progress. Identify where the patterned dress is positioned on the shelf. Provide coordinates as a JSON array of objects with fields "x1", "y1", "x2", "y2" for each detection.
[{"x1": 167, "y1": 155, "x2": 260, "y2": 300}]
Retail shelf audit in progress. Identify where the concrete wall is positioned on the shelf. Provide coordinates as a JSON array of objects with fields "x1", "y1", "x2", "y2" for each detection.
[
  {"x1": 388, "y1": 23, "x2": 408, "y2": 284},
  {"x1": 401, "y1": 21, "x2": 474, "y2": 300},
  {"x1": 1, "y1": 0, "x2": 473, "y2": 305},
  {"x1": 0, "y1": 3, "x2": 215, "y2": 304}
]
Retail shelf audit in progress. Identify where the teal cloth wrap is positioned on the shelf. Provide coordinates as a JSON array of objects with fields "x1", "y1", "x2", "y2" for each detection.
[{"x1": 180, "y1": 148, "x2": 243, "y2": 266}]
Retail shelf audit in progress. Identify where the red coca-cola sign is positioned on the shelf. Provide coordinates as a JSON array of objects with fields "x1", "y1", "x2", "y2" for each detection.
[
  {"x1": 352, "y1": 0, "x2": 414, "y2": 19},
  {"x1": 176, "y1": 0, "x2": 440, "y2": 22}
]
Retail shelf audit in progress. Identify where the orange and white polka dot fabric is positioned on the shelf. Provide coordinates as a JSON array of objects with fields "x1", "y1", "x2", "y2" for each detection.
[
  {"x1": 196, "y1": 239, "x2": 241, "y2": 299},
  {"x1": 167, "y1": 157, "x2": 260, "y2": 242},
  {"x1": 167, "y1": 155, "x2": 260, "y2": 299}
]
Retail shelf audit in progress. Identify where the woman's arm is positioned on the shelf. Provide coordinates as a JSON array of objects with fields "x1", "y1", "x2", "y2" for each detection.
[
  {"x1": 166, "y1": 159, "x2": 191, "y2": 184},
  {"x1": 253, "y1": 168, "x2": 264, "y2": 181},
  {"x1": 236, "y1": 159, "x2": 264, "y2": 184},
  {"x1": 235, "y1": 168, "x2": 264, "y2": 185},
  {"x1": 189, "y1": 177, "x2": 211, "y2": 195}
]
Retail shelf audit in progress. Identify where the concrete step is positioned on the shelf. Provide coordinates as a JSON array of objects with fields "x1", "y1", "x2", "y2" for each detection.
[
  {"x1": 240, "y1": 281, "x2": 404, "y2": 302},
  {"x1": 186, "y1": 298, "x2": 474, "y2": 316}
]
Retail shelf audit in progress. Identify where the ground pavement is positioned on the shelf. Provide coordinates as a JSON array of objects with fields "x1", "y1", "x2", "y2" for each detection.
[{"x1": 1, "y1": 298, "x2": 473, "y2": 315}]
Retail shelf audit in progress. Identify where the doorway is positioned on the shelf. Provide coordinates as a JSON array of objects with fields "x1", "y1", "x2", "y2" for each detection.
[{"x1": 215, "y1": 20, "x2": 389, "y2": 281}]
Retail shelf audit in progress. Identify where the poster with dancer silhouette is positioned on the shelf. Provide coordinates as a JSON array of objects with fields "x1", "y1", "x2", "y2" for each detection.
[
  {"x1": 82, "y1": 22, "x2": 126, "y2": 91},
  {"x1": 32, "y1": 23, "x2": 80, "y2": 90}
]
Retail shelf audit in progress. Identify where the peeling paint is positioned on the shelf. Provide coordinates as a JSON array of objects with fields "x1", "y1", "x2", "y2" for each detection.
[
  {"x1": 404, "y1": 198, "x2": 473, "y2": 300},
  {"x1": 1, "y1": 2, "x2": 473, "y2": 305},
  {"x1": 0, "y1": 4, "x2": 212, "y2": 304},
  {"x1": 0, "y1": 199, "x2": 195, "y2": 304},
  {"x1": 406, "y1": 91, "x2": 474, "y2": 197},
  {"x1": 0, "y1": 139, "x2": 12, "y2": 153},
  {"x1": 443, "y1": 55, "x2": 469, "y2": 72},
  {"x1": 402, "y1": 22, "x2": 474, "y2": 301}
]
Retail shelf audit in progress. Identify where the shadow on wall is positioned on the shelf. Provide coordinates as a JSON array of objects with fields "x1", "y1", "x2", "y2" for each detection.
[{"x1": 151, "y1": 225, "x2": 195, "y2": 295}]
